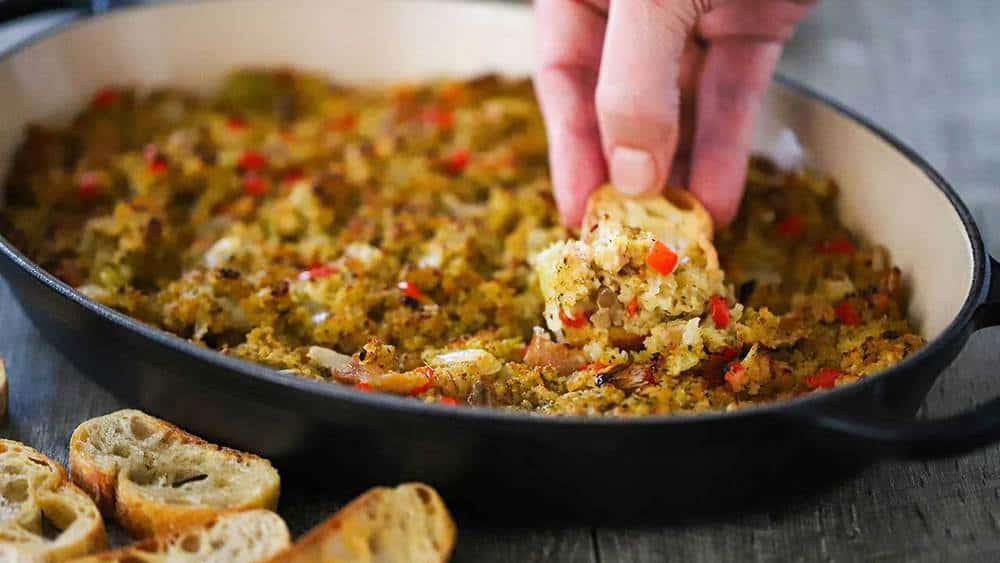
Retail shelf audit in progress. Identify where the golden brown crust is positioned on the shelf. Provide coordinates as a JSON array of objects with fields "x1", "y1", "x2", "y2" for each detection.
[
  {"x1": 69, "y1": 409, "x2": 280, "y2": 539},
  {"x1": 0, "y1": 439, "x2": 107, "y2": 562},
  {"x1": 0, "y1": 358, "x2": 7, "y2": 420},
  {"x1": 72, "y1": 509, "x2": 290, "y2": 562},
  {"x1": 68, "y1": 449, "x2": 117, "y2": 517},
  {"x1": 268, "y1": 483, "x2": 455, "y2": 563},
  {"x1": 583, "y1": 185, "x2": 715, "y2": 244}
]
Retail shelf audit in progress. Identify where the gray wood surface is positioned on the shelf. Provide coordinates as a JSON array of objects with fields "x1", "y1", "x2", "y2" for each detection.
[{"x1": 2, "y1": 1, "x2": 1000, "y2": 561}]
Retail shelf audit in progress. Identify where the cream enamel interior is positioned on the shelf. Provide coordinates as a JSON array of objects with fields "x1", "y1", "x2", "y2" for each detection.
[{"x1": 0, "y1": 0, "x2": 974, "y2": 340}]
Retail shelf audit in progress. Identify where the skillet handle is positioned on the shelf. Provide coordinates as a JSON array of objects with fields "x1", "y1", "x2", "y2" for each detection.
[{"x1": 808, "y1": 255, "x2": 1000, "y2": 459}]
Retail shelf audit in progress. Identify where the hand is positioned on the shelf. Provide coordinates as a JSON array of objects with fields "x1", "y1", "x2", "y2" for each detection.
[{"x1": 534, "y1": 0, "x2": 815, "y2": 226}]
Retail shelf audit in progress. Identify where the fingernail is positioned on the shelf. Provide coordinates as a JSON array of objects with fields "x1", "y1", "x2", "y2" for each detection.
[{"x1": 610, "y1": 147, "x2": 657, "y2": 195}]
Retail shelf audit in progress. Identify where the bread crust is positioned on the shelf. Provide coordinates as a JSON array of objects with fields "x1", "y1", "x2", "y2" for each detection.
[
  {"x1": 68, "y1": 409, "x2": 280, "y2": 539},
  {"x1": 0, "y1": 358, "x2": 7, "y2": 420},
  {"x1": 0, "y1": 439, "x2": 107, "y2": 562},
  {"x1": 267, "y1": 483, "x2": 455, "y2": 563},
  {"x1": 72, "y1": 509, "x2": 290, "y2": 563}
]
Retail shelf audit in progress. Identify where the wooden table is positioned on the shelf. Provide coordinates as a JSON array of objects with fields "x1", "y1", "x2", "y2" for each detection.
[{"x1": 2, "y1": 1, "x2": 1000, "y2": 561}]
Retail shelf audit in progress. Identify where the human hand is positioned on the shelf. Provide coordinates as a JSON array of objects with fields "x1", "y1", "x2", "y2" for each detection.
[{"x1": 534, "y1": 0, "x2": 815, "y2": 226}]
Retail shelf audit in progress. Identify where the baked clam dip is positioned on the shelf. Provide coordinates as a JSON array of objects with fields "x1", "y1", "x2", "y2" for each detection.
[{"x1": 0, "y1": 69, "x2": 924, "y2": 415}]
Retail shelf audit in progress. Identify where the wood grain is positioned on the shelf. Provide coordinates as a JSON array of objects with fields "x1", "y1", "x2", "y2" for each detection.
[{"x1": 2, "y1": 1, "x2": 1000, "y2": 561}]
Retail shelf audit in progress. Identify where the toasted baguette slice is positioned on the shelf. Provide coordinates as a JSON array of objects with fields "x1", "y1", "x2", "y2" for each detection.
[
  {"x1": 70, "y1": 509, "x2": 290, "y2": 563},
  {"x1": 268, "y1": 483, "x2": 455, "y2": 563},
  {"x1": 582, "y1": 185, "x2": 715, "y2": 246},
  {"x1": 0, "y1": 439, "x2": 106, "y2": 562},
  {"x1": 0, "y1": 357, "x2": 8, "y2": 419},
  {"x1": 69, "y1": 410, "x2": 280, "y2": 539}
]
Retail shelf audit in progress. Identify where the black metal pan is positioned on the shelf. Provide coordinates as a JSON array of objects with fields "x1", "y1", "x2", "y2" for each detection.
[{"x1": 1, "y1": 0, "x2": 998, "y2": 520}]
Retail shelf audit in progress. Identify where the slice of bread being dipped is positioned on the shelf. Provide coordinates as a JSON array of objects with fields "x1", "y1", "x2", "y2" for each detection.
[
  {"x1": 0, "y1": 439, "x2": 106, "y2": 562},
  {"x1": 267, "y1": 483, "x2": 455, "y2": 563},
  {"x1": 69, "y1": 409, "x2": 280, "y2": 539},
  {"x1": 71, "y1": 509, "x2": 290, "y2": 563}
]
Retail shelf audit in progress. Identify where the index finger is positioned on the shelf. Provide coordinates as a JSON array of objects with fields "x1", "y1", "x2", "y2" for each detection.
[{"x1": 533, "y1": 0, "x2": 608, "y2": 227}]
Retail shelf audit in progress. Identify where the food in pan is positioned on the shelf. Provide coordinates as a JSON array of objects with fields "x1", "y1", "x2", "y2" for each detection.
[
  {"x1": 0, "y1": 69, "x2": 925, "y2": 415},
  {"x1": 69, "y1": 409, "x2": 281, "y2": 538},
  {"x1": 73, "y1": 509, "x2": 290, "y2": 563},
  {"x1": 0, "y1": 439, "x2": 106, "y2": 561},
  {"x1": 270, "y1": 483, "x2": 455, "y2": 563}
]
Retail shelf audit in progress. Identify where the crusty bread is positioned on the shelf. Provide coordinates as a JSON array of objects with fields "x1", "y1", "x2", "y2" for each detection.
[
  {"x1": 0, "y1": 439, "x2": 106, "y2": 562},
  {"x1": 583, "y1": 185, "x2": 719, "y2": 272},
  {"x1": 69, "y1": 509, "x2": 290, "y2": 563},
  {"x1": 583, "y1": 185, "x2": 715, "y2": 245},
  {"x1": 68, "y1": 410, "x2": 280, "y2": 539},
  {"x1": 0, "y1": 358, "x2": 7, "y2": 420},
  {"x1": 267, "y1": 483, "x2": 455, "y2": 563}
]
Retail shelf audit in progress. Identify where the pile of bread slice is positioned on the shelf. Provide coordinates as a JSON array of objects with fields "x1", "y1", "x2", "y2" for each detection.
[{"x1": 0, "y1": 408, "x2": 455, "y2": 562}]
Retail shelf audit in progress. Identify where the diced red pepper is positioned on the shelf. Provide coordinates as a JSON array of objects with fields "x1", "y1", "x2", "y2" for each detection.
[
  {"x1": 147, "y1": 159, "x2": 168, "y2": 174},
  {"x1": 282, "y1": 167, "x2": 305, "y2": 184},
  {"x1": 242, "y1": 173, "x2": 269, "y2": 197},
  {"x1": 397, "y1": 280, "x2": 426, "y2": 301},
  {"x1": 646, "y1": 240, "x2": 679, "y2": 275},
  {"x1": 353, "y1": 382, "x2": 374, "y2": 392},
  {"x1": 806, "y1": 367, "x2": 843, "y2": 389},
  {"x1": 420, "y1": 106, "x2": 454, "y2": 129},
  {"x1": 299, "y1": 264, "x2": 337, "y2": 281},
  {"x1": 775, "y1": 214, "x2": 804, "y2": 238},
  {"x1": 409, "y1": 366, "x2": 434, "y2": 395},
  {"x1": 709, "y1": 295, "x2": 730, "y2": 329},
  {"x1": 238, "y1": 150, "x2": 268, "y2": 171},
  {"x1": 626, "y1": 297, "x2": 639, "y2": 317},
  {"x1": 226, "y1": 116, "x2": 247, "y2": 130},
  {"x1": 443, "y1": 148, "x2": 470, "y2": 174},
  {"x1": 724, "y1": 362, "x2": 746, "y2": 388},
  {"x1": 719, "y1": 346, "x2": 738, "y2": 360},
  {"x1": 143, "y1": 145, "x2": 168, "y2": 173},
  {"x1": 439, "y1": 396, "x2": 459, "y2": 406},
  {"x1": 77, "y1": 172, "x2": 100, "y2": 202},
  {"x1": 91, "y1": 88, "x2": 120, "y2": 109},
  {"x1": 817, "y1": 236, "x2": 855, "y2": 255},
  {"x1": 585, "y1": 362, "x2": 607, "y2": 372},
  {"x1": 834, "y1": 300, "x2": 861, "y2": 326},
  {"x1": 328, "y1": 114, "x2": 357, "y2": 132},
  {"x1": 559, "y1": 309, "x2": 588, "y2": 328}
]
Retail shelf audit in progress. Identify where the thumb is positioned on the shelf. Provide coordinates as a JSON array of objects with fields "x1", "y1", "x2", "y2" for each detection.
[{"x1": 595, "y1": 0, "x2": 706, "y2": 196}]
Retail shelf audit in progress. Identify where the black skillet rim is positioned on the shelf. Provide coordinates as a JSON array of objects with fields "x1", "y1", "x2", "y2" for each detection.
[{"x1": 0, "y1": 0, "x2": 990, "y2": 429}]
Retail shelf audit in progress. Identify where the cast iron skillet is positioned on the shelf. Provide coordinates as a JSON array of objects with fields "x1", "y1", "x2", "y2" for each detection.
[{"x1": 1, "y1": 0, "x2": 999, "y2": 520}]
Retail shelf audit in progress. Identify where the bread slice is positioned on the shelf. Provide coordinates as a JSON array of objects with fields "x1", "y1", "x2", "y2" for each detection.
[
  {"x1": 0, "y1": 357, "x2": 7, "y2": 420},
  {"x1": 582, "y1": 185, "x2": 715, "y2": 247},
  {"x1": 70, "y1": 509, "x2": 290, "y2": 563},
  {"x1": 68, "y1": 410, "x2": 280, "y2": 539},
  {"x1": 534, "y1": 184, "x2": 725, "y2": 348},
  {"x1": 267, "y1": 483, "x2": 455, "y2": 563},
  {"x1": 0, "y1": 439, "x2": 106, "y2": 561}
]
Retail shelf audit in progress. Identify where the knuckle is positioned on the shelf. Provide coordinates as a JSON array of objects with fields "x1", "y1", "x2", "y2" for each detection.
[
  {"x1": 596, "y1": 83, "x2": 677, "y2": 126},
  {"x1": 645, "y1": 0, "x2": 712, "y2": 21}
]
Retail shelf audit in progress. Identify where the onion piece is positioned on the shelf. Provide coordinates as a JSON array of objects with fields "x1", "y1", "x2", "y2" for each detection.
[
  {"x1": 307, "y1": 346, "x2": 353, "y2": 372},
  {"x1": 430, "y1": 349, "x2": 503, "y2": 376}
]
